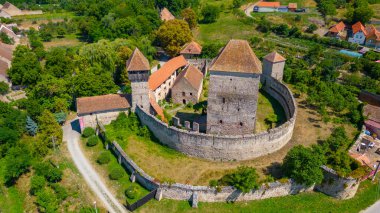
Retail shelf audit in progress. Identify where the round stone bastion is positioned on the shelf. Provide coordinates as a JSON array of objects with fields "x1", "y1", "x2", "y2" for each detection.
[{"x1": 136, "y1": 75, "x2": 297, "y2": 161}]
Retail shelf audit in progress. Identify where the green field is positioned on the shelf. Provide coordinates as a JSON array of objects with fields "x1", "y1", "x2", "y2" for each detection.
[
  {"x1": 13, "y1": 12, "x2": 75, "y2": 21},
  {"x1": 137, "y1": 180, "x2": 380, "y2": 213}
]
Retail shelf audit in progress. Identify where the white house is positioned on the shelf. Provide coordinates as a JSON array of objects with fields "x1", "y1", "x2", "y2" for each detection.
[{"x1": 348, "y1": 22, "x2": 367, "y2": 45}]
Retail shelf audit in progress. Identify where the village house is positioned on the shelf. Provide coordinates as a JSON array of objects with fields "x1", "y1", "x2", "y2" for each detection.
[
  {"x1": 76, "y1": 94, "x2": 131, "y2": 129},
  {"x1": 0, "y1": 24, "x2": 19, "y2": 44},
  {"x1": 160, "y1": 7, "x2": 175, "y2": 21},
  {"x1": 148, "y1": 55, "x2": 188, "y2": 102},
  {"x1": 0, "y1": 2, "x2": 42, "y2": 18},
  {"x1": 171, "y1": 65, "x2": 203, "y2": 105},
  {"x1": 0, "y1": 42, "x2": 13, "y2": 82},
  {"x1": 359, "y1": 91, "x2": 380, "y2": 139},
  {"x1": 348, "y1": 22, "x2": 367, "y2": 45},
  {"x1": 254, "y1": 2, "x2": 280, "y2": 12},
  {"x1": 327, "y1": 21, "x2": 346, "y2": 39},
  {"x1": 263, "y1": 51, "x2": 286, "y2": 82},
  {"x1": 180, "y1": 41, "x2": 202, "y2": 59},
  {"x1": 365, "y1": 26, "x2": 380, "y2": 50},
  {"x1": 288, "y1": 3, "x2": 297, "y2": 12}
]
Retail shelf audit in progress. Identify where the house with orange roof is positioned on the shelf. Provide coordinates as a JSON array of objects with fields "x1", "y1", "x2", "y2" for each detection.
[
  {"x1": 263, "y1": 51, "x2": 286, "y2": 81},
  {"x1": 160, "y1": 7, "x2": 175, "y2": 21},
  {"x1": 149, "y1": 55, "x2": 188, "y2": 101},
  {"x1": 180, "y1": 41, "x2": 202, "y2": 59},
  {"x1": 172, "y1": 65, "x2": 204, "y2": 105},
  {"x1": 348, "y1": 22, "x2": 367, "y2": 45},
  {"x1": 288, "y1": 3, "x2": 297, "y2": 12},
  {"x1": 254, "y1": 2, "x2": 281, "y2": 12},
  {"x1": 327, "y1": 21, "x2": 346, "y2": 39},
  {"x1": 365, "y1": 25, "x2": 380, "y2": 50}
]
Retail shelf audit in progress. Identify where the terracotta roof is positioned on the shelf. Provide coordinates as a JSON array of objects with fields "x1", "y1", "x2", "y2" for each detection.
[
  {"x1": 366, "y1": 25, "x2": 380, "y2": 41},
  {"x1": 329, "y1": 21, "x2": 345, "y2": 33},
  {"x1": 160, "y1": 7, "x2": 175, "y2": 21},
  {"x1": 0, "y1": 59, "x2": 8, "y2": 77},
  {"x1": 257, "y1": 2, "x2": 281, "y2": 8},
  {"x1": 149, "y1": 92, "x2": 165, "y2": 121},
  {"x1": 209, "y1": 39, "x2": 262, "y2": 74},
  {"x1": 126, "y1": 48, "x2": 150, "y2": 71},
  {"x1": 264, "y1": 51, "x2": 286, "y2": 63},
  {"x1": 288, "y1": 3, "x2": 297, "y2": 9},
  {"x1": 364, "y1": 104, "x2": 380, "y2": 123},
  {"x1": 76, "y1": 94, "x2": 131, "y2": 115},
  {"x1": 174, "y1": 65, "x2": 203, "y2": 90},
  {"x1": 148, "y1": 55, "x2": 187, "y2": 91},
  {"x1": 180, "y1": 41, "x2": 202, "y2": 55},
  {"x1": 0, "y1": 42, "x2": 13, "y2": 61},
  {"x1": 352, "y1": 22, "x2": 367, "y2": 36}
]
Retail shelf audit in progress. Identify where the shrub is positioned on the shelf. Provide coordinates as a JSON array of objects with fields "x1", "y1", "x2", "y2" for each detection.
[
  {"x1": 109, "y1": 168, "x2": 124, "y2": 180},
  {"x1": 97, "y1": 152, "x2": 111, "y2": 165},
  {"x1": 35, "y1": 188, "x2": 59, "y2": 212},
  {"x1": 45, "y1": 166, "x2": 63, "y2": 183},
  {"x1": 30, "y1": 175, "x2": 46, "y2": 195},
  {"x1": 125, "y1": 185, "x2": 138, "y2": 199},
  {"x1": 82, "y1": 127, "x2": 95, "y2": 138},
  {"x1": 0, "y1": 81, "x2": 9, "y2": 95},
  {"x1": 220, "y1": 166, "x2": 259, "y2": 193},
  {"x1": 50, "y1": 183, "x2": 68, "y2": 201},
  {"x1": 86, "y1": 135, "x2": 99, "y2": 147}
]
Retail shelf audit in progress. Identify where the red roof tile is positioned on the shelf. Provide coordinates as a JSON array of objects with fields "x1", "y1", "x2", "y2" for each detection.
[
  {"x1": 352, "y1": 22, "x2": 367, "y2": 36},
  {"x1": 76, "y1": 94, "x2": 131, "y2": 115},
  {"x1": 148, "y1": 55, "x2": 187, "y2": 91},
  {"x1": 257, "y1": 2, "x2": 281, "y2": 8},
  {"x1": 288, "y1": 3, "x2": 297, "y2": 9},
  {"x1": 174, "y1": 65, "x2": 203, "y2": 90},
  {"x1": 160, "y1": 7, "x2": 175, "y2": 21},
  {"x1": 264, "y1": 51, "x2": 286, "y2": 63},
  {"x1": 180, "y1": 41, "x2": 202, "y2": 55},
  {"x1": 329, "y1": 21, "x2": 345, "y2": 33},
  {"x1": 126, "y1": 48, "x2": 150, "y2": 71}
]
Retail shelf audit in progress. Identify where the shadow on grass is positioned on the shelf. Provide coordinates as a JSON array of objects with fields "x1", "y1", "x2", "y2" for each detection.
[{"x1": 260, "y1": 89, "x2": 287, "y2": 125}]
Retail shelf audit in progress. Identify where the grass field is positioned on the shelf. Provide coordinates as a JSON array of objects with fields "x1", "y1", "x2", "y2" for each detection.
[
  {"x1": 137, "y1": 180, "x2": 380, "y2": 213},
  {"x1": 13, "y1": 12, "x2": 75, "y2": 21},
  {"x1": 80, "y1": 136, "x2": 150, "y2": 204},
  {"x1": 43, "y1": 34, "x2": 84, "y2": 49}
]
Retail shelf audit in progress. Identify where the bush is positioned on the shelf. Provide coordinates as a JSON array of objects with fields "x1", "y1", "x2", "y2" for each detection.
[
  {"x1": 82, "y1": 127, "x2": 95, "y2": 138},
  {"x1": 30, "y1": 175, "x2": 46, "y2": 195},
  {"x1": 219, "y1": 166, "x2": 259, "y2": 193},
  {"x1": 45, "y1": 166, "x2": 63, "y2": 183},
  {"x1": 86, "y1": 135, "x2": 99, "y2": 147},
  {"x1": 97, "y1": 152, "x2": 111, "y2": 165},
  {"x1": 0, "y1": 82, "x2": 9, "y2": 95},
  {"x1": 50, "y1": 183, "x2": 68, "y2": 201},
  {"x1": 125, "y1": 185, "x2": 138, "y2": 199},
  {"x1": 109, "y1": 168, "x2": 124, "y2": 180}
]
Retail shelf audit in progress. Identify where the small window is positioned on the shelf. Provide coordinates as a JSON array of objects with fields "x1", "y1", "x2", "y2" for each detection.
[
  {"x1": 182, "y1": 92, "x2": 185, "y2": 96},
  {"x1": 230, "y1": 78, "x2": 232, "y2": 81},
  {"x1": 190, "y1": 93, "x2": 193, "y2": 96},
  {"x1": 240, "y1": 122, "x2": 243, "y2": 126},
  {"x1": 219, "y1": 120, "x2": 223, "y2": 124},
  {"x1": 222, "y1": 98, "x2": 225, "y2": 104},
  {"x1": 183, "y1": 99, "x2": 186, "y2": 104},
  {"x1": 237, "y1": 108, "x2": 240, "y2": 112}
]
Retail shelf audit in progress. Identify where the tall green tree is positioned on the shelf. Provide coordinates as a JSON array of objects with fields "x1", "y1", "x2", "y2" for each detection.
[
  {"x1": 201, "y1": 4, "x2": 220, "y2": 23},
  {"x1": 181, "y1": 8, "x2": 197, "y2": 29},
  {"x1": 26, "y1": 116, "x2": 38, "y2": 136}
]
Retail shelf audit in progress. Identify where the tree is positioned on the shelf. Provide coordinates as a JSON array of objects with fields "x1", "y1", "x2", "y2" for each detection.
[
  {"x1": 45, "y1": 48, "x2": 74, "y2": 78},
  {"x1": 109, "y1": 168, "x2": 125, "y2": 180},
  {"x1": 232, "y1": 0, "x2": 243, "y2": 8},
  {"x1": 0, "y1": 81, "x2": 9, "y2": 95},
  {"x1": 220, "y1": 166, "x2": 259, "y2": 193},
  {"x1": 30, "y1": 175, "x2": 46, "y2": 195},
  {"x1": 4, "y1": 145, "x2": 32, "y2": 185},
  {"x1": 82, "y1": 127, "x2": 95, "y2": 138},
  {"x1": 318, "y1": 0, "x2": 337, "y2": 17},
  {"x1": 181, "y1": 8, "x2": 197, "y2": 29},
  {"x1": 54, "y1": 112, "x2": 67, "y2": 125},
  {"x1": 36, "y1": 110, "x2": 63, "y2": 156},
  {"x1": 345, "y1": 0, "x2": 374, "y2": 24},
  {"x1": 306, "y1": 24, "x2": 318, "y2": 33},
  {"x1": 201, "y1": 4, "x2": 220, "y2": 24},
  {"x1": 265, "y1": 113, "x2": 278, "y2": 128},
  {"x1": 26, "y1": 116, "x2": 38, "y2": 136},
  {"x1": 156, "y1": 19, "x2": 192, "y2": 56},
  {"x1": 282, "y1": 145, "x2": 325, "y2": 186}
]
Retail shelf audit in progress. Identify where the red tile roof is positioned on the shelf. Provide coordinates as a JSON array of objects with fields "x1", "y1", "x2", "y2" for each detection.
[
  {"x1": 0, "y1": 42, "x2": 13, "y2": 61},
  {"x1": 264, "y1": 51, "x2": 286, "y2": 63},
  {"x1": 76, "y1": 94, "x2": 131, "y2": 115},
  {"x1": 180, "y1": 41, "x2": 202, "y2": 55},
  {"x1": 257, "y1": 2, "x2": 281, "y2": 8},
  {"x1": 160, "y1": 7, "x2": 175, "y2": 21},
  {"x1": 126, "y1": 48, "x2": 150, "y2": 71},
  {"x1": 288, "y1": 3, "x2": 297, "y2": 9},
  {"x1": 210, "y1": 39, "x2": 262, "y2": 74},
  {"x1": 174, "y1": 65, "x2": 203, "y2": 90},
  {"x1": 148, "y1": 55, "x2": 187, "y2": 91},
  {"x1": 352, "y1": 22, "x2": 367, "y2": 36},
  {"x1": 329, "y1": 21, "x2": 345, "y2": 33},
  {"x1": 149, "y1": 92, "x2": 165, "y2": 122},
  {"x1": 366, "y1": 25, "x2": 380, "y2": 41},
  {"x1": 364, "y1": 104, "x2": 380, "y2": 123},
  {"x1": 0, "y1": 59, "x2": 8, "y2": 77}
]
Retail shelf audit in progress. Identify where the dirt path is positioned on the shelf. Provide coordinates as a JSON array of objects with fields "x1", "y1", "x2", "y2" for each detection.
[
  {"x1": 362, "y1": 199, "x2": 380, "y2": 213},
  {"x1": 63, "y1": 121, "x2": 127, "y2": 213}
]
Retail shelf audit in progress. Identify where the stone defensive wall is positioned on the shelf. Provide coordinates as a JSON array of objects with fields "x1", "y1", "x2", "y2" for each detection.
[
  {"x1": 135, "y1": 75, "x2": 297, "y2": 161},
  {"x1": 106, "y1": 140, "x2": 360, "y2": 205}
]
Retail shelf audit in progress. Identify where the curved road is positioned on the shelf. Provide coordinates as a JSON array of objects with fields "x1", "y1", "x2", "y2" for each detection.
[
  {"x1": 63, "y1": 121, "x2": 127, "y2": 213},
  {"x1": 363, "y1": 200, "x2": 380, "y2": 213}
]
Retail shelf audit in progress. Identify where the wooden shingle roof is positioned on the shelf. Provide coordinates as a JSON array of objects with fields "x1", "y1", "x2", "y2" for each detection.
[
  {"x1": 264, "y1": 51, "x2": 286, "y2": 63},
  {"x1": 209, "y1": 39, "x2": 262, "y2": 74},
  {"x1": 174, "y1": 65, "x2": 203, "y2": 90},
  {"x1": 180, "y1": 41, "x2": 202, "y2": 55},
  {"x1": 126, "y1": 48, "x2": 150, "y2": 71},
  {"x1": 76, "y1": 94, "x2": 131, "y2": 115}
]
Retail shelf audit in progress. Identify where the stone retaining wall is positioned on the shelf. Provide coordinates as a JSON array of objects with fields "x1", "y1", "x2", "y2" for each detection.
[{"x1": 135, "y1": 75, "x2": 297, "y2": 161}]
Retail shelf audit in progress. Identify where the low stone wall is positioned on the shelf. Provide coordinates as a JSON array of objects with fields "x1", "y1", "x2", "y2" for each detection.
[
  {"x1": 135, "y1": 75, "x2": 297, "y2": 161},
  {"x1": 107, "y1": 140, "x2": 359, "y2": 204}
]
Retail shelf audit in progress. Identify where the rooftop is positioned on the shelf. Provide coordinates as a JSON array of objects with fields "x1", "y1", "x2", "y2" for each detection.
[
  {"x1": 329, "y1": 21, "x2": 345, "y2": 33},
  {"x1": 180, "y1": 41, "x2": 202, "y2": 55},
  {"x1": 288, "y1": 3, "x2": 297, "y2": 9},
  {"x1": 148, "y1": 55, "x2": 188, "y2": 91},
  {"x1": 366, "y1": 25, "x2": 380, "y2": 41},
  {"x1": 76, "y1": 94, "x2": 131, "y2": 115},
  {"x1": 160, "y1": 7, "x2": 175, "y2": 21},
  {"x1": 264, "y1": 51, "x2": 286, "y2": 63},
  {"x1": 364, "y1": 104, "x2": 380, "y2": 123},
  {"x1": 352, "y1": 22, "x2": 367, "y2": 35},
  {"x1": 174, "y1": 65, "x2": 203, "y2": 90},
  {"x1": 256, "y1": 2, "x2": 281, "y2": 8},
  {"x1": 209, "y1": 39, "x2": 262, "y2": 74},
  {"x1": 126, "y1": 48, "x2": 150, "y2": 71},
  {"x1": 0, "y1": 42, "x2": 13, "y2": 61}
]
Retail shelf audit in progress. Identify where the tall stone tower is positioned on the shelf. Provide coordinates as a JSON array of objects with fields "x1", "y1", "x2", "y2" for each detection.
[
  {"x1": 207, "y1": 40, "x2": 262, "y2": 135},
  {"x1": 126, "y1": 48, "x2": 151, "y2": 112},
  {"x1": 262, "y1": 51, "x2": 286, "y2": 81}
]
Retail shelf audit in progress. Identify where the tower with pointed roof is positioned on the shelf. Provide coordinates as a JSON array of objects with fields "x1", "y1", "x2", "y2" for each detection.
[
  {"x1": 126, "y1": 48, "x2": 151, "y2": 112},
  {"x1": 207, "y1": 39, "x2": 262, "y2": 135},
  {"x1": 263, "y1": 51, "x2": 286, "y2": 81}
]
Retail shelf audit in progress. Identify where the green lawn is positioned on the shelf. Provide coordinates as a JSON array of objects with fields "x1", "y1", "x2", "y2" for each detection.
[
  {"x1": 13, "y1": 12, "x2": 75, "y2": 21},
  {"x1": 137, "y1": 180, "x2": 380, "y2": 213}
]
